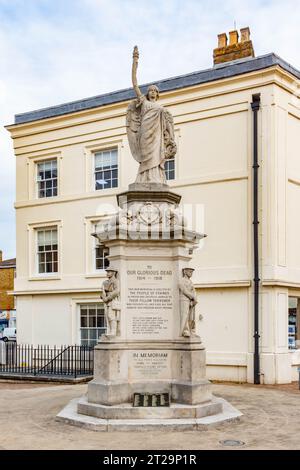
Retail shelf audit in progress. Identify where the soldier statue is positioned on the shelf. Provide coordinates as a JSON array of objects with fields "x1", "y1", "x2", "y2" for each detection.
[
  {"x1": 101, "y1": 267, "x2": 120, "y2": 338},
  {"x1": 179, "y1": 267, "x2": 199, "y2": 338}
]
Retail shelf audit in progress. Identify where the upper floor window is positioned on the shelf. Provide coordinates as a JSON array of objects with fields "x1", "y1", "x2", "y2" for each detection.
[
  {"x1": 95, "y1": 244, "x2": 109, "y2": 271},
  {"x1": 37, "y1": 159, "x2": 57, "y2": 198},
  {"x1": 37, "y1": 228, "x2": 58, "y2": 274},
  {"x1": 94, "y1": 149, "x2": 118, "y2": 190},
  {"x1": 94, "y1": 225, "x2": 109, "y2": 270},
  {"x1": 164, "y1": 157, "x2": 175, "y2": 181}
]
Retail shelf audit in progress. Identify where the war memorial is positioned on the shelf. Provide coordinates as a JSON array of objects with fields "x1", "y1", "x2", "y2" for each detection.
[{"x1": 57, "y1": 47, "x2": 241, "y2": 431}]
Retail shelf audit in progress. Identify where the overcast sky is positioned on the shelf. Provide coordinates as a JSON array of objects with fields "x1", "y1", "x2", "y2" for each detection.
[{"x1": 1, "y1": 0, "x2": 300, "y2": 259}]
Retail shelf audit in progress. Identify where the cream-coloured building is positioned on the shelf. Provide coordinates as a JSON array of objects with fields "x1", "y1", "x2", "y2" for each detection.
[{"x1": 6, "y1": 30, "x2": 300, "y2": 384}]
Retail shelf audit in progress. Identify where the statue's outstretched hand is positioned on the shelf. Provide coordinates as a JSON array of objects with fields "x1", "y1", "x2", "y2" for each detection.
[{"x1": 133, "y1": 45, "x2": 139, "y2": 60}]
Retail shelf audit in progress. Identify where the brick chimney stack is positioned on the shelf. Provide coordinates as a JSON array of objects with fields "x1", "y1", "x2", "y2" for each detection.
[{"x1": 213, "y1": 27, "x2": 255, "y2": 65}]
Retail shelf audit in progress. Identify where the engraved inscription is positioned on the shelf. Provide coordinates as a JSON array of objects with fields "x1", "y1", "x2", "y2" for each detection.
[
  {"x1": 130, "y1": 351, "x2": 170, "y2": 379},
  {"x1": 126, "y1": 261, "x2": 174, "y2": 339},
  {"x1": 132, "y1": 316, "x2": 168, "y2": 336},
  {"x1": 127, "y1": 287, "x2": 172, "y2": 310}
]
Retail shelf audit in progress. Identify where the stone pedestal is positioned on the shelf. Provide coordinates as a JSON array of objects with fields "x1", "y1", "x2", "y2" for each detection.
[
  {"x1": 82, "y1": 186, "x2": 218, "y2": 420},
  {"x1": 88, "y1": 339, "x2": 211, "y2": 407}
]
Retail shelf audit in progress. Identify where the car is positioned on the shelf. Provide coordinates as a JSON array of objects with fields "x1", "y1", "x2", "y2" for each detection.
[{"x1": 1, "y1": 328, "x2": 17, "y2": 342}]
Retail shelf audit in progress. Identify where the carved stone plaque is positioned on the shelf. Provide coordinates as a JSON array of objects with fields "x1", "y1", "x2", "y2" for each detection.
[
  {"x1": 126, "y1": 260, "x2": 174, "y2": 340},
  {"x1": 129, "y1": 350, "x2": 170, "y2": 380}
]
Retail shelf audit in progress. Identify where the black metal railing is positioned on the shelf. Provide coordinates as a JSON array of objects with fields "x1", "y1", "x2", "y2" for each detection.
[{"x1": 0, "y1": 343, "x2": 94, "y2": 378}]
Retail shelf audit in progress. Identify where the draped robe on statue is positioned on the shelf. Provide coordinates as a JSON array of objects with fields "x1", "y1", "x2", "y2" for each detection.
[{"x1": 126, "y1": 95, "x2": 177, "y2": 184}]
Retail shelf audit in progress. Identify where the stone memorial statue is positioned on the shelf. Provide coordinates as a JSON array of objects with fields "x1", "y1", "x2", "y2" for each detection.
[
  {"x1": 126, "y1": 46, "x2": 177, "y2": 184},
  {"x1": 179, "y1": 267, "x2": 199, "y2": 338},
  {"x1": 58, "y1": 45, "x2": 234, "y2": 430},
  {"x1": 101, "y1": 267, "x2": 120, "y2": 338}
]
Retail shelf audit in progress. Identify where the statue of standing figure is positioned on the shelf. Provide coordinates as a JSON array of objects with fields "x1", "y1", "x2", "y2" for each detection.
[
  {"x1": 101, "y1": 268, "x2": 121, "y2": 338},
  {"x1": 179, "y1": 268, "x2": 199, "y2": 338},
  {"x1": 126, "y1": 46, "x2": 177, "y2": 184}
]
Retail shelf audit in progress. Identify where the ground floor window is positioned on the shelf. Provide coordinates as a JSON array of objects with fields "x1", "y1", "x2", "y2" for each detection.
[
  {"x1": 0, "y1": 319, "x2": 9, "y2": 337},
  {"x1": 288, "y1": 297, "x2": 300, "y2": 350},
  {"x1": 80, "y1": 304, "x2": 106, "y2": 346}
]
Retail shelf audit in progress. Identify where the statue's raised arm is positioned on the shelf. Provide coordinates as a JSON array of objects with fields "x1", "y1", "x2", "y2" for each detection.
[{"x1": 132, "y1": 46, "x2": 142, "y2": 99}]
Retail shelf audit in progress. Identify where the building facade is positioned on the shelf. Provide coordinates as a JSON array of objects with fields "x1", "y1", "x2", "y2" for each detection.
[
  {"x1": 6, "y1": 31, "x2": 300, "y2": 383},
  {"x1": 0, "y1": 251, "x2": 16, "y2": 334}
]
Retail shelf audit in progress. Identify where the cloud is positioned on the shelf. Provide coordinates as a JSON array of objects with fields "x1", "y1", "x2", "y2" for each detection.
[{"x1": 0, "y1": 0, "x2": 300, "y2": 259}]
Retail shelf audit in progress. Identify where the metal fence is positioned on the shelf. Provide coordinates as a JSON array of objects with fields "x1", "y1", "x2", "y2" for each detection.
[{"x1": 0, "y1": 343, "x2": 94, "y2": 378}]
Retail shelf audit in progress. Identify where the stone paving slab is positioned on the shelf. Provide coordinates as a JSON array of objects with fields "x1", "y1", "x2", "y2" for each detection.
[{"x1": 0, "y1": 382, "x2": 299, "y2": 450}]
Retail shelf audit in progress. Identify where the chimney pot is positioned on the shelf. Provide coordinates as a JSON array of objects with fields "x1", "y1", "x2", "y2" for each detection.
[
  {"x1": 218, "y1": 33, "x2": 228, "y2": 48},
  {"x1": 240, "y1": 27, "x2": 250, "y2": 42},
  {"x1": 229, "y1": 30, "x2": 239, "y2": 45}
]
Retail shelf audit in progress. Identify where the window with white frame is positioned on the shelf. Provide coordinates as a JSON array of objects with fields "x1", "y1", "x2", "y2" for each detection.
[
  {"x1": 80, "y1": 304, "x2": 106, "y2": 346},
  {"x1": 164, "y1": 157, "x2": 175, "y2": 181},
  {"x1": 95, "y1": 244, "x2": 110, "y2": 270},
  {"x1": 94, "y1": 149, "x2": 118, "y2": 190},
  {"x1": 288, "y1": 297, "x2": 300, "y2": 350},
  {"x1": 94, "y1": 224, "x2": 109, "y2": 270},
  {"x1": 36, "y1": 159, "x2": 57, "y2": 198},
  {"x1": 37, "y1": 228, "x2": 58, "y2": 274}
]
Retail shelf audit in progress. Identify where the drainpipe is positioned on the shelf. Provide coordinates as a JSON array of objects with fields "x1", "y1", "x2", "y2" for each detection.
[{"x1": 251, "y1": 93, "x2": 261, "y2": 385}]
